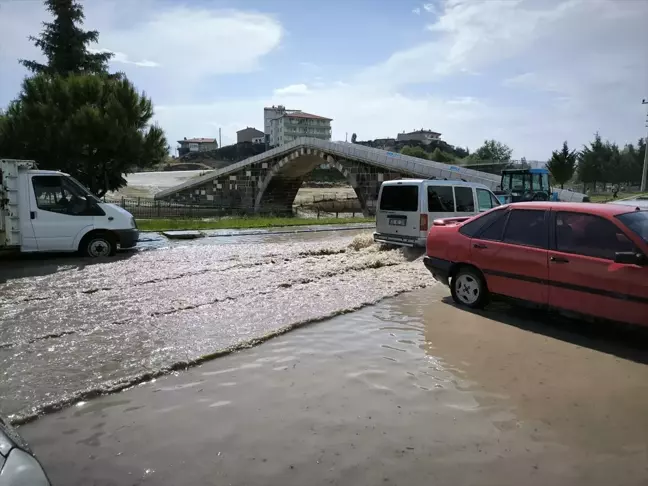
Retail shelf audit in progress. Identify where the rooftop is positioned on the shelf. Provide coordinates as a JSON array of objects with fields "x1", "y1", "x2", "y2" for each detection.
[
  {"x1": 401, "y1": 129, "x2": 441, "y2": 136},
  {"x1": 178, "y1": 138, "x2": 217, "y2": 144},
  {"x1": 281, "y1": 111, "x2": 332, "y2": 121}
]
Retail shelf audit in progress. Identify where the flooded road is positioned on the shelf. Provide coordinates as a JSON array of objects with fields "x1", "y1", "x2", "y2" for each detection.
[
  {"x1": 20, "y1": 287, "x2": 648, "y2": 486},
  {"x1": 0, "y1": 230, "x2": 429, "y2": 422}
]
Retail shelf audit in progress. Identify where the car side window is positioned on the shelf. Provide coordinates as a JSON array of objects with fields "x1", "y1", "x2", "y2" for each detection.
[
  {"x1": 427, "y1": 185, "x2": 455, "y2": 212},
  {"x1": 503, "y1": 210, "x2": 548, "y2": 248},
  {"x1": 555, "y1": 212, "x2": 635, "y2": 260},
  {"x1": 32, "y1": 176, "x2": 93, "y2": 216},
  {"x1": 476, "y1": 188, "x2": 499, "y2": 212},
  {"x1": 477, "y1": 210, "x2": 509, "y2": 241},
  {"x1": 460, "y1": 208, "x2": 506, "y2": 237},
  {"x1": 454, "y1": 186, "x2": 475, "y2": 212}
]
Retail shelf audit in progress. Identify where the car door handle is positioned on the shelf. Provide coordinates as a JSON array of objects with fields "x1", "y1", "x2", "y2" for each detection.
[
  {"x1": 550, "y1": 256, "x2": 569, "y2": 263},
  {"x1": 30, "y1": 211, "x2": 36, "y2": 220},
  {"x1": 473, "y1": 243, "x2": 488, "y2": 249}
]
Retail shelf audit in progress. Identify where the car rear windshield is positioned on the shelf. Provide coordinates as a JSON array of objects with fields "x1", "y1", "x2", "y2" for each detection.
[
  {"x1": 380, "y1": 185, "x2": 419, "y2": 212},
  {"x1": 617, "y1": 211, "x2": 648, "y2": 244}
]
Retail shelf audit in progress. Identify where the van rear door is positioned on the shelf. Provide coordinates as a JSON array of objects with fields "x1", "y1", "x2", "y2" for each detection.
[{"x1": 376, "y1": 183, "x2": 421, "y2": 244}]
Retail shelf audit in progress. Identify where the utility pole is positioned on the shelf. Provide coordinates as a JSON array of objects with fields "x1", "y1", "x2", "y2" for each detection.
[
  {"x1": 642, "y1": 99, "x2": 648, "y2": 192},
  {"x1": 219, "y1": 128, "x2": 222, "y2": 148}
]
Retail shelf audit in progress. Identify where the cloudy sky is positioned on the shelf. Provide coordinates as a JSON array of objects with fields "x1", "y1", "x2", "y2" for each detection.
[{"x1": 0, "y1": 0, "x2": 646, "y2": 160}]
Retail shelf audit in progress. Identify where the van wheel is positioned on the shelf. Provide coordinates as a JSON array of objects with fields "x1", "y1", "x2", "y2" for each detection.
[
  {"x1": 81, "y1": 233, "x2": 116, "y2": 257},
  {"x1": 451, "y1": 267, "x2": 488, "y2": 309}
]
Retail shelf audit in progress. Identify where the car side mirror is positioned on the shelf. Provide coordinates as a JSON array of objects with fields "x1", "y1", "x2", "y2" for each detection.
[{"x1": 614, "y1": 251, "x2": 646, "y2": 265}]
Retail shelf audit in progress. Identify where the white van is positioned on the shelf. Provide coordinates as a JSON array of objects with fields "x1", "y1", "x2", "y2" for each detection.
[
  {"x1": 1, "y1": 159, "x2": 138, "y2": 257},
  {"x1": 373, "y1": 179, "x2": 501, "y2": 248}
]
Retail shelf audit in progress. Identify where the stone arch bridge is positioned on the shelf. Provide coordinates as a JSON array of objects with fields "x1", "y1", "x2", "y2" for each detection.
[{"x1": 154, "y1": 137, "x2": 586, "y2": 215}]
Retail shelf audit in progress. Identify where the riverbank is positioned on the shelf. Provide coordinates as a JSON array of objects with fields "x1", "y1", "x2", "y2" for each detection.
[{"x1": 137, "y1": 216, "x2": 374, "y2": 232}]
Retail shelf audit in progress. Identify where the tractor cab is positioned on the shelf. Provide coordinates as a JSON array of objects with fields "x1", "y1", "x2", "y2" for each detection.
[{"x1": 495, "y1": 168, "x2": 552, "y2": 204}]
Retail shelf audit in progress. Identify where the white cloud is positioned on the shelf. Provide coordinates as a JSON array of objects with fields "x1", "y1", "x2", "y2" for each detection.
[
  {"x1": 274, "y1": 84, "x2": 311, "y2": 96},
  {"x1": 412, "y1": 8, "x2": 421, "y2": 15},
  {"x1": 0, "y1": 0, "x2": 283, "y2": 102},
  {"x1": 422, "y1": 3, "x2": 437, "y2": 14},
  {"x1": 90, "y1": 49, "x2": 159, "y2": 68}
]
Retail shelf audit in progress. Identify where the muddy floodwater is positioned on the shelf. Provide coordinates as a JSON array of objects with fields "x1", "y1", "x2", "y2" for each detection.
[
  {"x1": 0, "y1": 230, "x2": 429, "y2": 422},
  {"x1": 20, "y1": 287, "x2": 648, "y2": 486}
]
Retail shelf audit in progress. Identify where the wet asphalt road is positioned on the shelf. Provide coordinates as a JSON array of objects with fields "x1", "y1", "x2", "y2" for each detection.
[
  {"x1": 3, "y1": 229, "x2": 648, "y2": 485},
  {"x1": 20, "y1": 286, "x2": 648, "y2": 486},
  {"x1": 0, "y1": 229, "x2": 428, "y2": 422}
]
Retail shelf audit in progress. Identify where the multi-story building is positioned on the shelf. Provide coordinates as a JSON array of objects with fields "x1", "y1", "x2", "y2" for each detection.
[
  {"x1": 264, "y1": 106, "x2": 332, "y2": 147},
  {"x1": 237, "y1": 127, "x2": 265, "y2": 144},
  {"x1": 396, "y1": 129, "x2": 441, "y2": 145},
  {"x1": 177, "y1": 137, "x2": 218, "y2": 156}
]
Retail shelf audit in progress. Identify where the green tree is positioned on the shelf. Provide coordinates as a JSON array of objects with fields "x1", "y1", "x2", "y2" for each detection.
[
  {"x1": 471, "y1": 139, "x2": 512, "y2": 162},
  {"x1": 20, "y1": 0, "x2": 113, "y2": 76},
  {"x1": 546, "y1": 141, "x2": 577, "y2": 189},
  {"x1": 429, "y1": 147, "x2": 454, "y2": 163},
  {"x1": 621, "y1": 138, "x2": 646, "y2": 185},
  {"x1": 577, "y1": 133, "x2": 607, "y2": 190},
  {"x1": 400, "y1": 145, "x2": 428, "y2": 159},
  {"x1": 0, "y1": 74, "x2": 167, "y2": 196}
]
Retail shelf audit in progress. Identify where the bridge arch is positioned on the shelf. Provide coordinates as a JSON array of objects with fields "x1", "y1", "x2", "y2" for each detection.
[{"x1": 254, "y1": 148, "x2": 370, "y2": 216}]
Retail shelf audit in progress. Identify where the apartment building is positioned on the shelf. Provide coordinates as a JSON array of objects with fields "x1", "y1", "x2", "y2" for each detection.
[{"x1": 264, "y1": 105, "x2": 332, "y2": 147}]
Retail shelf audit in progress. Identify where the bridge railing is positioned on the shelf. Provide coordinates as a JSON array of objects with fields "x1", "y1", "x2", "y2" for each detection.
[{"x1": 105, "y1": 195, "x2": 365, "y2": 220}]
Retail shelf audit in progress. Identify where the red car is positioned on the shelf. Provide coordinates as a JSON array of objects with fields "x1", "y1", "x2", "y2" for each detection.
[{"x1": 423, "y1": 202, "x2": 648, "y2": 327}]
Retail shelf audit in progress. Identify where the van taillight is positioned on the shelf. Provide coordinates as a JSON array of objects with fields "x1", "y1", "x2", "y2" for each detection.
[{"x1": 420, "y1": 214, "x2": 428, "y2": 232}]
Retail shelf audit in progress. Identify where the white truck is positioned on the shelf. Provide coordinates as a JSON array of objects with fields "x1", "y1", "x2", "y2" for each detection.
[{"x1": 0, "y1": 159, "x2": 138, "y2": 257}]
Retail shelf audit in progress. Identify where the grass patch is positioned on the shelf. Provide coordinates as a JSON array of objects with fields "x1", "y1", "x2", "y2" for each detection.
[
  {"x1": 137, "y1": 216, "x2": 375, "y2": 232},
  {"x1": 590, "y1": 193, "x2": 648, "y2": 203}
]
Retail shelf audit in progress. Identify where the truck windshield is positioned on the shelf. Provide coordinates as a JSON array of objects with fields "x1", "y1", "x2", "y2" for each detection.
[
  {"x1": 66, "y1": 176, "x2": 100, "y2": 202},
  {"x1": 532, "y1": 173, "x2": 549, "y2": 191},
  {"x1": 617, "y1": 211, "x2": 648, "y2": 245}
]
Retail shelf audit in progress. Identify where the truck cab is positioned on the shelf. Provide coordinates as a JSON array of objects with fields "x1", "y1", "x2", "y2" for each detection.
[
  {"x1": 1, "y1": 159, "x2": 138, "y2": 257},
  {"x1": 495, "y1": 168, "x2": 552, "y2": 204}
]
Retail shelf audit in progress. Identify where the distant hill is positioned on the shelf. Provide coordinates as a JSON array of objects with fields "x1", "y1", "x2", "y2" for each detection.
[{"x1": 355, "y1": 138, "x2": 469, "y2": 160}]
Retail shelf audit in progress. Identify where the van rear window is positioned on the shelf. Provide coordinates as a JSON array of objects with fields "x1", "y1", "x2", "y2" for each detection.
[
  {"x1": 380, "y1": 185, "x2": 419, "y2": 211},
  {"x1": 427, "y1": 186, "x2": 455, "y2": 212}
]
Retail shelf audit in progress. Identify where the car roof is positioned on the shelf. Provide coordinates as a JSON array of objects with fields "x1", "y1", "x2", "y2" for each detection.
[
  {"x1": 381, "y1": 179, "x2": 489, "y2": 189},
  {"x1": 501, "y1": 201, "x2": 643, "y2": 216}
]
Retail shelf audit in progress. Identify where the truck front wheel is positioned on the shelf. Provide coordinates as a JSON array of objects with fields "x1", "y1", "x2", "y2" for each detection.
[{"x1": 80, "y1": 232, "x2": 117, "y2": 257}]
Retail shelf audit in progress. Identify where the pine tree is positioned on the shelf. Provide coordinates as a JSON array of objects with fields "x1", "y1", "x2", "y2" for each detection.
[
  {"x1": 20, "y1": 0, "x2": 113, "y2": 76},
  {"x1": 577, "y1": 133, "x2": 606, "y2": 191},
  {"x1": 546, "y1": 141, "x2": 577, "y2": 189}
]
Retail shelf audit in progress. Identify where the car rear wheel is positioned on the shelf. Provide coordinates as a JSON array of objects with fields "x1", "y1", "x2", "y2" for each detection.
[{"x1": 451, "y1": 267, "x2": 488, "y2": 309}]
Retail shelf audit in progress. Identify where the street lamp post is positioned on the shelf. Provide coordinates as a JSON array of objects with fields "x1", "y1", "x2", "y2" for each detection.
[{"x1": 642, "y1": 99, "x2": 648, "y2": 192}]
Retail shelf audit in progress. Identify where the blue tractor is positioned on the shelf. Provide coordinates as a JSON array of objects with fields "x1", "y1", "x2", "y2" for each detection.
[{"x1": 494, "y1": 168, "x2": 554, "y2": 204}]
